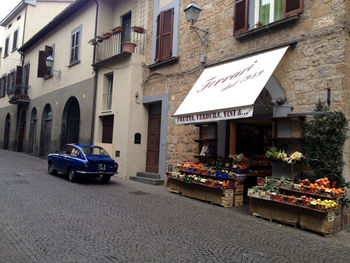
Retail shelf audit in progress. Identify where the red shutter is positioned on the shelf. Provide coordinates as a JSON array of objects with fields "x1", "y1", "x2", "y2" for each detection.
[
  {"x1": 159, "y1": 9, "x2": 173, "y2": 61},
  {"x1": 15, "y1": 66, "x2": 23, "y2": 86},
  {"x1": 155, "y1": 14, "x2": 160, "y2": 62},
  {"x1": 234, "y1": 0, "x2": 248, "y2": 35},
  {"x1": 37, "y1": 51, "x2": 46, "y2": 78},
  {"x1": 284, "y1": 0, "x2": 303, "y2": 17}
]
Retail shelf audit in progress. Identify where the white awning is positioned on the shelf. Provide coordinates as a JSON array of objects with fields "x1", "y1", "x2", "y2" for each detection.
[{"x1": 174, "y1": 46, "x2": 289, "y2": 124}]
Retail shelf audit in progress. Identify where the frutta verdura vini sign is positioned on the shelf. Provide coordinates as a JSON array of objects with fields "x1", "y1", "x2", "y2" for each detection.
[
  {"x1": 174, "y1": 46, "x2": 289, "y2": 125},
  {"x1": 176, "y1": 107, "x2": 254, "y2": 124}
]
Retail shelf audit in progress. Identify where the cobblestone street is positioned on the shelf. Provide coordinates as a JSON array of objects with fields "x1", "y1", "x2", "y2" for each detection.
[{"x1": 0, "y1": 150, "x2": 350, "y2": 263}]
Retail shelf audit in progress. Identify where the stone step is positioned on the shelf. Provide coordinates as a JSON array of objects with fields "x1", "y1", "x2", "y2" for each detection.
[
  {"x1": 136, "y1": 172, "x2": 160, "y2": 180},
  {"x1": 130, "y1": 176, "x2": 164, "y2": 186}
]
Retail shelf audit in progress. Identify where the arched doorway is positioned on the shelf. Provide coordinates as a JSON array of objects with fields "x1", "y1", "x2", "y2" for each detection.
[
  {"x1": 40, "y1": 104, "x2": 53, "y2": 156},
  {"x1": 3, "y1": 113, "x2": 11, "y2": 149},
  {"x1": 17, "y1": 110, "x2": 27, "y2": 152},
  {"x1": 28, "y1": 108, "x2": 37, "y2": 153},
  {"x1": 60, "y1": 97, "x2": 80, "y2": 149}
]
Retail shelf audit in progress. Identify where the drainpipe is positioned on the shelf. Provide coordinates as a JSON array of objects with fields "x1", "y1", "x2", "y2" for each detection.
[{"x1": 90, "y1": 0, "x2": 99, "y2": 145}]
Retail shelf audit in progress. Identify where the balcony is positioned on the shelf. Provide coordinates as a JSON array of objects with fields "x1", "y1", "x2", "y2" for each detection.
[
  {"x1": 9, "y1": 85, "x2": 30, "y2": 105},
  {"x1": 95, "y1": 28, "x2": 146, "y2": 64}
]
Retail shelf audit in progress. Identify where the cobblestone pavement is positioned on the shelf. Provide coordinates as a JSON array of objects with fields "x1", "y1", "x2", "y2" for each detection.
[{"x1": 0, "y1": 150, "x2": 350, "y2": 263}]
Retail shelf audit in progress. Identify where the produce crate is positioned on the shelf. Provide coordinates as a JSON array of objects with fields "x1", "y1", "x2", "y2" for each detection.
[
  {"x1": 299, "y1": 210, "x2": 336, "y2": 236},
  {"x1": 166, "y1": 177, "x2": 234, "y2": 207},
  {"x1": 234, "y1": 195, "x2": 243, "y2": 207},
  {"x1": 234, "y1": 184, "x2": 244, "y2": 194}
]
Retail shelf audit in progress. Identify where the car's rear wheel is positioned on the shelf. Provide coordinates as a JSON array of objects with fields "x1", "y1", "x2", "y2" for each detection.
[
  {"x1": 101, "y1": 175, "x2": 111, "y2": 184},
  {"x1": 48, "y1": 163, "x2": 57, "y2": 175},
  {"x1": 68, "y1": 168, "x2": 78, "y2": 182}
]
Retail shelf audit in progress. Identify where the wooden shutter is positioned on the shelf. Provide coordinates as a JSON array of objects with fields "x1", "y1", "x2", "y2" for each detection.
[
  {"x1": 37, "y1": 51, "x2": 46, "y2": 78},
  {"x1": 155, "y1": 8, "x2": 174, "y2": 62},
  {"x1": 155, "y1": 14, "x2": 160, "y2": 62},
  {"x1": 24, "y1": 64, "x2": 30, "y2": 86},
  {"x1": 234, "y1": 0, "x2": 248, "y2": 35},
  {"x1": 284, "y1": 0, "x2": 303, "y2": 17},
  {"x1": 15, "y1": 66, "x2": 22, "y2": 86},
  {"x1": 160, "y1": 9, "x2": 173, "y2": 61},
  {"x1": 12, "y1": 30, "x2": 18, "y2": 50}
]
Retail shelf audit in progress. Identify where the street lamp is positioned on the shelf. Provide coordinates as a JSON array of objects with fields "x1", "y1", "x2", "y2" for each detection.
[
  {"x1": 45, "y1": 55, "x2": 61, "y2": 78},
  {"x1": 184, "y1": 2, "x2": 209, "y2": 47}
]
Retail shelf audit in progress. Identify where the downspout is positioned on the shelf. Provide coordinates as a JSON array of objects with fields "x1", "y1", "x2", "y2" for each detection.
[{"x1": 90, "y1": 0, "x2": 99, "y2": 145}]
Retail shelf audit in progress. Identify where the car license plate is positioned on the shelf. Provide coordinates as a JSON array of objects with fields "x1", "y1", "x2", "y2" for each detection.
[{"x1": 98, "y1": 163, "x2": 106, "y2": 171}]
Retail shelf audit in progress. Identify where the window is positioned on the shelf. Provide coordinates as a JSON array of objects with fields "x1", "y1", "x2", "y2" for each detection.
[
  {"x1": 0, "y1": 75, "x2": 6, "y2": 98},
  {"x1": 101, "y1": 115, "x2": 114, "y2": 143},
  {"x1": 12, "y1": 29, "x2": 18, "y2": 51},
  {"x1": 4, "y1": 36, "x2": 9, "y2": 57},
  {"x1": 104, "y1": 74, "x2": 113, "y2": 111},
  {"x1": 155, "y1": 8, "x2": 174, "y2": 62},
  {"x1": 7, "y1": 70, "x2": 15, "y2": 95},
  {"x1": 17, "y1": 15, "x2": 21, "y2": 21},
  {"x1": 8, "y1": 24, "x2": 11, "y2": 29},
  {"x1": 37, "y1": 45, "x2": 53, "y2": 78},
  {"x1": 234, "y1": 0, "x2": 303, "y2": 35},
  {"x1": 70, "y1": 25, "x2": 82, "y2": 65},
  {"x1": 23, "y1": 62, "x2": 30, "y2": 86}
]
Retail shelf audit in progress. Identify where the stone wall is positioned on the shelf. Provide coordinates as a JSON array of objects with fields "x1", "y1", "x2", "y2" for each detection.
[{"x1": 144, "y1": 0, "x2": 350, "y2": 181}]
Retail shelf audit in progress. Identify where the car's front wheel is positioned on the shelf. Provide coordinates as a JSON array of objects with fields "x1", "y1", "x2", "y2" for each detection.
[
  {"x1": 68, "y1": 168, "x2": 78, "y2": 182},
  {"x1": 48, "y1": 163, "x2": 57, "y2": 175},
  {"x1": 101, "y1": 175, "x2": 111, "y2": 184}
]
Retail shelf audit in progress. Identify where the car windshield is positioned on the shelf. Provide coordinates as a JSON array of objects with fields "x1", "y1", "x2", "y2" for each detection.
[{"x1": 80, "y1": 146, "x2": 109, "y2": 156}]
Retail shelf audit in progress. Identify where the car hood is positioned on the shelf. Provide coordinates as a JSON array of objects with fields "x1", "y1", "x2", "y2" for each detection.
[{"x1": 85, "y1": 155, "x2": 114, "y2": 163}]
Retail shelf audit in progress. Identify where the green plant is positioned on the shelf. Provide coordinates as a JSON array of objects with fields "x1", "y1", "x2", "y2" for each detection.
[{"x1": 303, "y1": 100, "x2": 348, "y2": 187}]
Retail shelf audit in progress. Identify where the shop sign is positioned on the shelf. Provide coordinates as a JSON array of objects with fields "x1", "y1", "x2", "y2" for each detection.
[
  {"x1": 174, "y1": 46, "x2": 289, "y2": 124},
  {"x1": 175, "y1": 107, "x2": 253, "y2": 124}
]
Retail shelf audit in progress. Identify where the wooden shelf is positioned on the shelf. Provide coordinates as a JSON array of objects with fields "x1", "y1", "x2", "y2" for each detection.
[
  {"x1": 279, "y1": 186, "x2": 343, "y2": 200},
  {"x1": 167, "y1": 175, "x2": 233, "y2": 190}
]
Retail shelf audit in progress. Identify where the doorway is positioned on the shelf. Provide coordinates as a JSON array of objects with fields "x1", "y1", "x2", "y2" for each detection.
[
  {"x1": 40, "y1": 104, "x2": 53, "y2": 156},
  {"x1": 61, "y1": 97, "x2": 80, "y2": 148},
  {"x1": 101, "y1": 115, "x2": 114, "y2": 143},
  {"x1": 28, "y1": 108, "x2": 37, "y2": 153},
  {"x1": 146, "y1": 103, "x2": 161, "y2": 173},
  {"x1": 121, "y1": 12, "x2": 132, "y2": 45},
  {"x1": 3, "y1": 113, "x2": 11, "y2": 149},
  {"x1": 17, "y1": 110, "x2": 26, "y2": 152}
]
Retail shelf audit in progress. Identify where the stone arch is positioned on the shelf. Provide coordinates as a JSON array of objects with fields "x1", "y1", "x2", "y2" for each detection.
[{"x1": 60, "y1": 96, "x2": 80, "y2": 149}]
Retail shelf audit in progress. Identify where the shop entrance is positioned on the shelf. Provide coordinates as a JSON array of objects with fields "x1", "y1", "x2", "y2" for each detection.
[{"x1": 146, "y1": 103, "x2": 161, "y2": 173}]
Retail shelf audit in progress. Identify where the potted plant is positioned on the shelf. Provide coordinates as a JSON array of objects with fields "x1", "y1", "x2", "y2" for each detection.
[
  {"x1": 133, "y1": 26, "x2": 144, "y2": 33},
  {"x1": 111, "y1": 26, "x2": 124, "y2": 34},
  {"x1": 103, "y1": 32, "x2": 112, "y2": 39},
  {"x1": 122, "y1": 42, "x2": 137, "y2": 53},
  {"x1": 255, "y1": 21, "x2": 264, "y2": 28}
]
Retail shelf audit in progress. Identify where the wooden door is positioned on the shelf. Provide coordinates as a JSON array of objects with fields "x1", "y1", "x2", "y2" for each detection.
[
  {"x1": 146, "y1": 113, "x2": 161, "y2": 173},
  {"x1": 17, "y1": 111, "x2": 26, "y2": 152},
  {"x1": 102, "y1": 115, "x2": 114, "y2": 143}
]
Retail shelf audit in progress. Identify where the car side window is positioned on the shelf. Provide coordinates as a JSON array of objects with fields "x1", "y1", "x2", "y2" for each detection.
[
  {"x1": 70, "y1": 147, "x2": 79, "y2": 157},
  {"x1": 62, "y1": 145, "x2": 73, "y2": 155}
]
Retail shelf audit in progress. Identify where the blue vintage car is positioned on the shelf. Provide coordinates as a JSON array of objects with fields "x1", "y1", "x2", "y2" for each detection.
[{"x1": 48, "y1": 144, "x2": 118, "y2": 183}]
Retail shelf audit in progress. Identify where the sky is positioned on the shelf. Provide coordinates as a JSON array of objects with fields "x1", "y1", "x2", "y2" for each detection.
[{"x1": 0, "y1": 0, "x2": 22, "y2": 46}]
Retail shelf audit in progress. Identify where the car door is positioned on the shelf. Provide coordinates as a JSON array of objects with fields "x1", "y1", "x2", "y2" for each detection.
[{"x1": 58, "y1": 145, "x2": 74, "y2": 171}]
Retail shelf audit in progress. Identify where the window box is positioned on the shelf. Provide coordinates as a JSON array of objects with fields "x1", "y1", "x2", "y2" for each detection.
[
  {"x1": 122, "y1": 42, "x2": 136, "y2": 53},
  {"x1": 133, "y1": 26, "x2": 144, "y2": 33},
  {"x1": 103, "y1": 32, "x2": 112, "y2": 39},
  {"x1": 112, "y1": 27, "x2": 123, "y2": 34}
]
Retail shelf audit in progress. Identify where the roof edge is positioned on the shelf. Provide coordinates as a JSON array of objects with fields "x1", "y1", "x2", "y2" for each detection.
[{"x1": 0, "y1": 1, "x2": 27, "y2": 27}]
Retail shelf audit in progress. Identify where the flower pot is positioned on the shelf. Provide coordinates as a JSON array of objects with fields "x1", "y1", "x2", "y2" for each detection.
[
  {"x1": 133, "y1": 26, "x2": 144, "y2": 33},
  {"x1": 122, "y1": 42, "x2": 136, "y2": 53},
  {"x1": 103, "y1": 32, "x2": 112, "y2": 39},
  {"x1": 112, "y1": 27, "x2": 123, "y2": 34}
]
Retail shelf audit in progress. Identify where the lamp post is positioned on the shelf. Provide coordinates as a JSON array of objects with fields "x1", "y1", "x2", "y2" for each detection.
[{"x1": 184, "y1": 2, "x2": 209, "y2": 47}]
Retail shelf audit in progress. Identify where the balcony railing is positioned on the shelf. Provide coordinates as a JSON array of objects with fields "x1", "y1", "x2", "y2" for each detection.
[
  {"x1": 9, "y1": 84, "x2": 30, "y2": 105},
  {"x1": 95, "y1": 28, "x2": 146, "y2": 63}
]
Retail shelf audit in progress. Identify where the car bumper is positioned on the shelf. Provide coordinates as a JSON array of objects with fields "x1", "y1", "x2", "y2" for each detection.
[{"x1": 76, "y1": 171, "x2": 118, "y2": 175}]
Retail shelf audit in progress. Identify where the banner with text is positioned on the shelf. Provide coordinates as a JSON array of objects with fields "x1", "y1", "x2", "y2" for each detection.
[{"x1": 175, "y1": 107, "x2": 254, "y2": 124}]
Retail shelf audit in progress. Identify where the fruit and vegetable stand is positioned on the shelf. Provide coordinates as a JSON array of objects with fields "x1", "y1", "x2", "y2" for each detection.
[{"x1": 248, "y1": 176, "x2": 345, "y2": 235}]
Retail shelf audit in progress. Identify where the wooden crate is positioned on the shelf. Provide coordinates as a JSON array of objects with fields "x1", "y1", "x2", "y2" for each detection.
[
  {"x1": 166, "y1": 178, "x2": 233, "y2": 207},
  {"x1": 234, "y1": 195, "x2": 243, "y2": 207},
  {"x1": 234, "y1": 185, "x2": 244, "y2": 195}
]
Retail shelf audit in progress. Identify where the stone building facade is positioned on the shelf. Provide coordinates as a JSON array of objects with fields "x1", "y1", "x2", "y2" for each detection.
[{"x1": 143, "y1": 0, "x2": 350, "y2": 183}]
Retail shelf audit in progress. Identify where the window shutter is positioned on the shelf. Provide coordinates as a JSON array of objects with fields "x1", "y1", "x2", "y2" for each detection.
[
  {"x1": 7, "y1": 73, "x2": 11, "y2": 95},
  {"x1": 159, "y1": 9, "x2": 173, "y2": 61},
  {"x1": 284, "y1": 0, "x2": 303, "y2": 17},
  {"x1": 155, "y1": 14, "x2": 160, "y2": 62},
  {"x1": 37, "y1": 51, "x2": 46, "y2": 78},
  {"x1": 234, "y1": 0, "x2": 248, "y2": 35},
  {"x1": 15, "y1": 66, "x2": 23, "y2": 87},
  {"x1": 24, "y1": 64, "x2": 30, "y2": 86}
]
